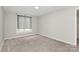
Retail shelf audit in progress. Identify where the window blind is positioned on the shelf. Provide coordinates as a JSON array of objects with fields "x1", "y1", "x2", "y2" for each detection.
[{"x1": 17, "y1": 15, "x2": 32, "y2": 29}]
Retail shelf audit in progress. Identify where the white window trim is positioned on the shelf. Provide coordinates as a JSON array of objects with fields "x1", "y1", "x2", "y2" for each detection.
[{"x1": 17, "y1": 15, "x2": 32, "y2": 33}]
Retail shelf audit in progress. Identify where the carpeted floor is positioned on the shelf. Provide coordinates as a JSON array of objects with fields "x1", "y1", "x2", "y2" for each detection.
[{"x1": 1, "y1": 35, "x2": 79, "y2": 52}]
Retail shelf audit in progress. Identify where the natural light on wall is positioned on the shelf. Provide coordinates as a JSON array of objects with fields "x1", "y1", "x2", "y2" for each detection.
[{"x1": 17, "y1": 29, "x2": 32, "y2": 33}]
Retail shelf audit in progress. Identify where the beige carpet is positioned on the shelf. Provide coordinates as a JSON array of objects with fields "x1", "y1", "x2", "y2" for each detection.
[{"x1": 1, "y1": 35, "x2": 79, "y2": 52}]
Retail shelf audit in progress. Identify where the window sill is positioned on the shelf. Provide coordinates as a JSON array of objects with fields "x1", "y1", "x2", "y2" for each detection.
[{"x1": 16, "y1": 29, "x2": 32, "y2": 34}]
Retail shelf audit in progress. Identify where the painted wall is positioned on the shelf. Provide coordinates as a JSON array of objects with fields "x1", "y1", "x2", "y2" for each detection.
[
  {"x1": 39, "y1": 8, "x2": 77, "y2": 45},
  {"x1": 4, "y1": 12, "x2": 38, "y2": 39},
  {"x1": 0, "y1": 7, "x2": 4, "y2": 51}
]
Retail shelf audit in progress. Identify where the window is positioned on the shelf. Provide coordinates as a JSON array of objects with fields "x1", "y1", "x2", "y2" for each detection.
[{"x1": 17, "y1": 15, "x2": 32, "y2": 33}]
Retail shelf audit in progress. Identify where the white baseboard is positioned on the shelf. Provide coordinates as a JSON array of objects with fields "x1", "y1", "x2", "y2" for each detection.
[
  {"x1": 0, "y1": 40, "x2": 4, "y2": 52},
  {"x1": 4, "y1": 33, "x2": 38, "y2": 40},
  {"x1": 39, "y1": 34, "x2": 76, "y2": 46}
]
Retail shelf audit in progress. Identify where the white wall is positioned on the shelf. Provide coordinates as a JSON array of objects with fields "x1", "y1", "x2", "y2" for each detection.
[
  {"x1": 39, "y1": 8, "x2": 77, "y2": 46},
  {"x1": 4, "y1": 12, "x2": 38, "y2": 39},
  {"x1": 0, "y1": 6, "x2": 4, "y2": 51}
]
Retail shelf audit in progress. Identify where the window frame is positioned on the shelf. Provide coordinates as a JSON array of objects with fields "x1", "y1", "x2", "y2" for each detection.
[{"x1": 17, "y1": 15, "x2": 32, "y2": 33}]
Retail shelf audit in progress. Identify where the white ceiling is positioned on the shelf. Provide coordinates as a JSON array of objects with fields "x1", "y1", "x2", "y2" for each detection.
[{"x1": 3, "y1": 6, "x2": 72, "y2": 16}]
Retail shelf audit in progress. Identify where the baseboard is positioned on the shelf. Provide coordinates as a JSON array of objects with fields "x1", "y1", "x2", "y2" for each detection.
[
  {"x1": 39, "y1": 34, "x2": 76, "y2": 46},
  {"x1": 4, "y1": 33, "x2": 38, "y2": 40},
  {"x1": 0, "y1": 40, "x2": 4, "y2": 52}
]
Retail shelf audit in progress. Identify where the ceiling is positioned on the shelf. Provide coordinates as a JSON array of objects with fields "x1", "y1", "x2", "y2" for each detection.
[{"x1": 3, "y1": 6, "x2": 72, "y2": 16}]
